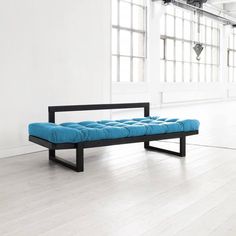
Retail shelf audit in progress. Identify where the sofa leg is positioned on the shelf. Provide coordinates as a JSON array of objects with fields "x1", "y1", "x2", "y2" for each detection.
[
  {"x1": 144, "y1": 136, "x2": 186, "y2": 157},
  {"x1": 180, "y1": 136, "x2": 186, "y2": 157},
  {"x1": 49, "y1": 149, "x2": 55, "y2": 160},
  {"x1": 76, "y1": 147, "x2": 84, "y2": 172},
  {"x1": 144, "y1": 141, "x2": 149, "y2": 149},
  {"x1": 48, "y1": 146, "x2": 84, "y2": 172}
]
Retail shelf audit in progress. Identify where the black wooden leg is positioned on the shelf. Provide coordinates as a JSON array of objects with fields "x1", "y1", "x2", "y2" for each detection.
[
  {"x1": 49, "y1": 149, "x2": 55, "y2": 160},
  {"x1": 180, "y1": 136, "x2": 186, "y2": 157},
  {"x1": 144, "y1": 141, "x2": 149, "y2": 149},
  {"x1": 49, "y1": 146, "x2": 84, "y2": 172},
  {"x1": 76, "y1": 146, "x2": 84, "y2": 172},
  {"x1": 144, "y1": 136, "x2": 186, "y2": 157}
]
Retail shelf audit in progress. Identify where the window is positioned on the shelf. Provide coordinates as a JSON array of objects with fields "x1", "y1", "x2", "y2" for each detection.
[
  {"x1": 228, "y1": 28, "x2": 236, "y2": 83},
  {"x1": 160, "y1": 5, "x2": 220, "y2": 83},
  {"x1": 112, "y1": 0, "x2": 147, "y2": 82}
]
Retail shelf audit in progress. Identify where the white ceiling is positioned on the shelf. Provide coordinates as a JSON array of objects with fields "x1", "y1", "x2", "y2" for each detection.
[{"x1": 208, "y1": 0, "x2": 236, "y2": 17}]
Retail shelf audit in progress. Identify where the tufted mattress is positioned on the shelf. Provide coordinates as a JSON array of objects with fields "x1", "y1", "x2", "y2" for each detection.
[{"x1": 28, "y1": 116, "x2": 200, "y2": 144}]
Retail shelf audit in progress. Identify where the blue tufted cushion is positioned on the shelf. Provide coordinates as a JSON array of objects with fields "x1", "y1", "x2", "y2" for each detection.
[{"x1": 29, "y1": 116, "x2": 200, "y2": 144}]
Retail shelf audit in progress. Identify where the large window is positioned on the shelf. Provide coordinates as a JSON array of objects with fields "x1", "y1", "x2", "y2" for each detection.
[
  {"x1": 228, "y1": 28, "x2": 236, "y2": 83},
  {"x1": 160, "y1": 5, "x2": 220, "y2": 83},
  {"x1": 112, "y1": 0, "x2": 147, "y2": 82}
]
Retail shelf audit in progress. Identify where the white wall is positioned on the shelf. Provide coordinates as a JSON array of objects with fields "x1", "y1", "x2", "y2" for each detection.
[{"x1": 0, "y1": 0, "x2": 111, "y2": 158}]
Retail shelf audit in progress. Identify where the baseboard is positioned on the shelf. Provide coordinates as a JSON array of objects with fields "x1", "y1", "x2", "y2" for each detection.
[{"x1": 0, "y1": 144, "x2": 46, "y2": 159}]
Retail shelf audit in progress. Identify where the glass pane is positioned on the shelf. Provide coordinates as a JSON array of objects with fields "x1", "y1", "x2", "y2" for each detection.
[
  {"x1": 192, "y1": 63, "x2": 199, "y2": 82},
  {"x1": 160, "y1": 60, "x2": 165, "y2": 82},
  {"x1": 112, "y1": 28, "x2": 118, "y2": 54},
  {"x1": 183, "y1": 63, "x2": 190, "y2": 82},
  {"x1": 112, "y1": 56, "x2": 118, "y2": 82},
  {"x1": 199, "y1": 64, "x2": 205, "y2": 82},
  {"x1": 183, "y1": 10, "x2": 191, "y2": 20},
  {"x1": 133, "y1": 0, "x2": 144, "y2": 5},
  {"x1": 205, "y1": 46, "x2": 212, "y2": 64},
  {"x1": 133, "y1": 5, "x2": 144, "y2": 30},
  {"x1": 183, "y1": 20, "x2": 191, "y2": 40},
  {"x1": 200, "y1": 24, "x2": 206, "y2": 44},
  {"x1": 229, "y1": 34, "x2": 234, "y2": 49},
  {"x1": 166, "y1": 5, "x2": 174, "y2": 15},
  {"x1": 112, "y1": 0, "x2": 118, "y2": 25},
  {"x1": 120, "y1": 57, "x2": 130, "y2": 82},
  {"x1": 175, "y1": 40, "x2": 183, "y2": 61},
  {"x1": 166, "y1": 61, "x2": 174, "y2": 82},
  {"x1": 212, "y1": 29, "x2": 218, "y2": 46},
  {"x1": 183, "y1": 42, "x2": 190, "y2": 62},
  {"x1": 212, "y1": 66, "x2": 218, "y2": 82},
  {"x1": 166, "y1": 15, "x2": 174, "y2": 37},
  {"x1": 212, "y1": 48, "x2": 218, "y2": 65},
  {"x1": 175, "y1": 18, "x2": 183, "y2": 39},
  {"x1": 166, "y1": 39, "x2": 174, "y2": 60},
  {"x1": 133, "y1": 58, "x2": 144, "y2": 82},
  {"x1": 175, "y1": 7, "x2": 183, "y2": 18},
  {"x1": 160, "y1": 39, "x2": 164, "y2": 59},
  {"x1": 206, "y1": 65, "x2": 212, "y2": 82},
  {"x1": 206, "y1": 27, "x2": 212, "y2": 45},
  {"x1": 175, "y1": 62, "x2": 183, "y2": 82},
  {"x1": 229, "y1": 51, "x2": 233, "y2": 67},
  {"x1": 133, "y1": 32, "x2": 144, "y2": 57},
  {"x1": 229, "y1": 67, "x2": 233, "y2": 82},
  {"x1": 120, "y1": 30, "x2": 131, "y2": 55},
  {"x1": 120, "y1": 2, "x2": 131, "y2": 28}
]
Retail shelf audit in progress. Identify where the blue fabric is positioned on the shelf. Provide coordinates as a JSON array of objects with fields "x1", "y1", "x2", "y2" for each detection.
[{"x1": 29, "y1": 116, "x2": 200, "y2": 144}]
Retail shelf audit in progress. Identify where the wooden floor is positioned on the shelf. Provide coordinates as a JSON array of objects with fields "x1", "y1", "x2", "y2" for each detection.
[{"x1": 1, "y1": 101, "x2": 236, "y2": 236}]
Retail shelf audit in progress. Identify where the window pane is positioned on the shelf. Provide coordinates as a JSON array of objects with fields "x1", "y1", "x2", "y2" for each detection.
[
  {"x1": 206, "y1": 46, "x2": 212, "y2": 64},
  {"x1": 120, "y1": 2, "x2": 131, "y2": 28},
  {"x1": 175, "y1": 18, "x2": 183, "y2": 39},
  {"x1": 184, "y1": 63, "x2": 190, "y2": 82},
  {"x1": 206, "y1": 27, "x2": 212, "y2": 45},
  {"x1": 234, "y1": 51, "x2": 236, "y2": 67},
  {"x1": 212, "y1": 48, "x2": 218, "y2": 65},
  {"x1": 183, "y1": 42, "x2": 190, "y2": 62},
  {"x1": 120, "y1": 57, "x2": 130, "y2": 82},
  {"x1": 199, "y1": 64, "x2": 205, "y2": 82},
  {"x1": 133, "y1": 0, "x2": 145, "y2": 5},
  {"x1": 120, "y1": 30, "x2": 131, "y2": 55},
  {"x1": 166, "y1": 5, "x2": 174, "y2": 15},
  {"x1": 133, "y1": 58, "x2": 144, "y2": 82},
  {"x1": 133, "y1": 32, "x2": 144, "y2": 57},
  {"x1": 183, "y1": 20, "x2": 190, "y2": 40},
  {"x1": 112, "y1": 0, "x2": 118, "y2": 25},
  {"x1": 192, "y1": 63, "x2": 199, "y2": 82},
  {"x1": 229, "y1": 51, "x2": 233, "y2": 67},
  {"x1": 160, "y1": 60, "x2": 165, "y2": 82},
  {"x1": 175, "y1": 62, "x2": 183, "y2": 82},
  {"x1": 212, "y1": 66, "x2": 218, "y2": 82},
  {"x1": 175, "y1": 40, "x2": 183, "y2": 61},
  {"x1": 200, "y1": 24, "x2": 206, "y2": 44},
  {"x1": 112, "y1": 56, "x2": 118, "y2": 82},
  {"x1": 166, "y1": 15, "x2": 174, "y2": 37},
  {"x1": 212, "y1": 29, "x2": 218, "y2": 46},
  {"x1": 133, "y1": 5, "x2": 144, "y2": 30},
  {"x1": 166, "y1": 39, "x2": 174, "y2": 60},
  {"x1": 166, "y1": 61, "x2": 174, "y2": 82},
  {"x1": 183, "y1": 10, "x2": 191, "y2": 20},
  {"x1": 175, "y1": 7, "x2": 183, "y2": 18},
  {"x1": 206, "y1": 65, "x2": 212, "y2": 82},
  {"x1": 112, "y1": 28, "x2": 118, "y2": 54},
  {"x1": 229, "y1": 67, "x2": 233, "y2": 82}
]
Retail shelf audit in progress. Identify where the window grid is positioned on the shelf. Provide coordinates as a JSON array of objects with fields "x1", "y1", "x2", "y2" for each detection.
[
  {"x1": 112, "y1": 0, "x2": 147, "y2": 82},
  {"x1": 228, "y1": 28, "x2": 236, "y2": 83},
  {"x1": 160, "y1": 5, "x2": 220, "y2": 83}
]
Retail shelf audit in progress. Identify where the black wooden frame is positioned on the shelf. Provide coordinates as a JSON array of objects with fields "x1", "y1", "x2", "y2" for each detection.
[{"x1": 29, "y1": 103, "x2": 198, "y2": 172}]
